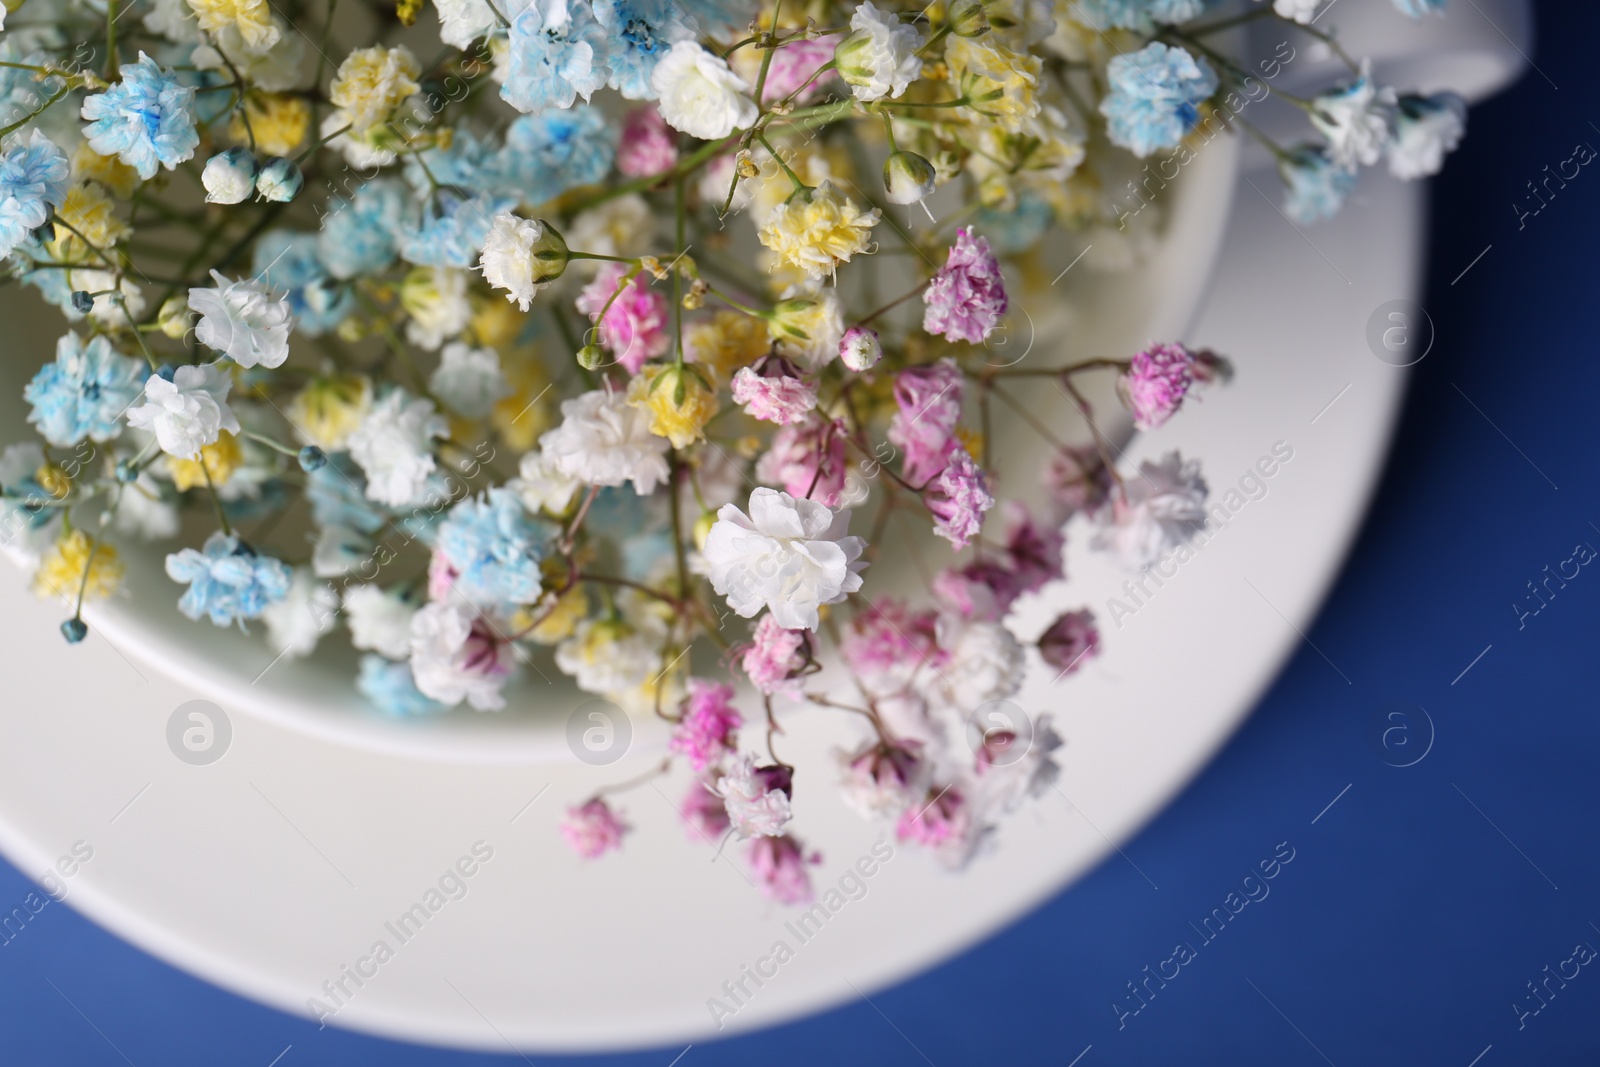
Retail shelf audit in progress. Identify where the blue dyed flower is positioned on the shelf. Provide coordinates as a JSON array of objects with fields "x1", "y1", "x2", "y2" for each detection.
[
  {"x1": 1280, "y1": 145, "x2": 1357, "y2": 224},
  {"x1": 0, "y1": 442, "x2": 58, "y2": 536},
  {"x1": 317, "y1": 178, "x2": 406, "y2": 280},
  {"x1": 0, "y1": 130, "x2": 69, "y2": 258},
  {"x1": 493, "y1": 108, "x2": 616, "y2": 200},
  {"x1": 1392, "y1": 0, "x2": 1445, "y2": 14},
  {"x1": 501, "y1": 0, "x2": 610, "y2": 115},
  {"x1": 1070, "y1": 0, "x2": 1209, "y2": 30},
  {"x1": 165, "y1": 532, "x2": 293, "y2": 627},
  {"x1": 80, "y1": 52, "x2": 199, "y2": 180},
  {"x1": 403, "y1": 127, "x2": 505, "y2": 197},
  {"x1": 594, "y1": 0, "x2": 694, "y2": 100},
  {"x1": 670, "y1": 0, "x2": 756, "y2": 31},
  {"x1": 306, "y1": 457, "x2": 388, "y2": 533},
  {"x1": 252, "y1": 230, "x2": 353, "y2": 335},
  {"x1": 24, "y1": 332, "x2": 147, "y2": 447},
  {"x1": 397, "y1": 190, "x2": 516, "y2": 268},
  {"x1": 357, "y1": 655, "x2": 446, "y2": 716},
  {"x1": 436, "y1": 487, "x2": 551, "y2": 607},
  {"x1": 1100, "y1": 42, "x2": 1217, "y2": 158},
  {"x1": 974, "y1": 192, "x2": 1055, "y2": 254}
]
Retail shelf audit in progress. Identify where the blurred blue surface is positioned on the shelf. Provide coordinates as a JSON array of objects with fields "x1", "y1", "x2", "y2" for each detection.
[{"x1": 4, "y1": 1, "x2": 1597, "y2": 1063}]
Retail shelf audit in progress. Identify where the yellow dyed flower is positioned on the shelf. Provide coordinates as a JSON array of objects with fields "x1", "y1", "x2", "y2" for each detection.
[
  {"x1": 491, "y1": 355, "x2": 552, "y2": 452},
  {"x1": 469, "y1": 295, "x2": 525, "y2": 351},
  {"x1": 330, "y1": 45, "x2": 421, "y2": 134},
  {"x1": 685, "y1": 309, "x2": 770, "y2": 383},
  {"x1": 628, "y1": 364, "x2": 720, "y2": 449},
  {"x1": 167, "y1": 431, "x2": 243, "y2": 492},
  {"x1": 33, "y1": 530, "x2": 123, "y2": 603},
  {"x1": 287, "y1": 374, "x2": 373, "y2": 451},
  {"x1": 231, "y1": 93, "x2": 311, "y2": 157},
  {"x1": 70, "y1": 144, "x2": 139, "y2": 199},
  {"x1": 518, "y1": 583, "x2": 589, "y2": 645},
  {"x1": 757, "y1": 181, "x2": 880, "y2": 281},
  {"x1": 50, "y1": 184, "x2": 129, "y2": 254},
  {"x1": 34, "y1": 463, "x2": 72, "y2": 501},
  {"x1": 947, "y1": 36, "x2": 1041, "y2": 133},
  {"x1": 187, "y1": 0, "x2": 280, "y2": 50}
]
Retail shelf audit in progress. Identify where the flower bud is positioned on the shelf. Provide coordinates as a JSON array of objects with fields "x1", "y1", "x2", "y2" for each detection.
[
  {"x1": 70, "y1": 290, "x2": 93, "y2": 313},
  {"x1": 882, "y1": 150, "x2": 937, "y2": 205},
  {"x1": 297, "y1": 445, "x2": 328, "y2": 472},
  {"x1": 60, "y1": 618, "x2": 87, "y2": 644},
  {"x1": 114, "y1": 459, "x2": 139, "y2": 484},
  {"x1": 525, "y1": 219, "x2": 570, "y2": 282},
  {"x1": 576, "y1": 343, "x2": 605, "y2": 370},
  {"x1": 157, "y1": 295, "x2": 193, "y2": 339},
  {"x1": 948, "y1": 0, "x2": 989, "y2": 37},
  {"x1": 838, "y1": 325, "x2": 882, "y2": 371},
  {"x1": 202, "y1": 147, "x2": 257, "y2": 205},
  {"x1": 255, "y1": 156, "x2": 304, "y2": 203}
]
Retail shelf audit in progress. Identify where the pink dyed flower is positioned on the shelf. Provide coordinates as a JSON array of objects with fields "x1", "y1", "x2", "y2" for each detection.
[
  {"x1": 1043, "y1": 443, "x2": 1112, "y2": 520},
  {"x1": 574, "y1": 263, "x2": 670, "y2": 374},
  {"x1": 887, "y1": 357, "x2": 963, "y2": 486},
  {"x1": 670, "y1": 678, "x2": 743, "y2": 771},
  {"x1": 922, "y1": 228, "x2": 1007, "y2": 344},
  {"x1": 840, "y1": 598, "x2": 943, "y2": 694},
  {"x1": 615, "y1": 106, "x2": 678, "y2": 179},
  {"x1": 1120, "y1": 342, "x2": 1195, "y2": 430},
  {"x1": 896, "y1": 786, "x2": 969, "y2": 847},
  {"x1": 998, "y1": 502, "x2": 1064, "y2": 597},
  {"x1": 426, "y1": 548, "x2": 459, "y2": 601},
  {"x1": 926, "y1": 448, "x2": 995, "y2": 549},
  {"x1": 838, "y1": 324, "x2": 882, "y2": 371},
  {"x1": 838, "y1": 742, "x2": 926, "y2": 818},
  {"x1": 747, "y1": 834, "x2": 820, "y2": 905},
  {"x1": 761, "y1": 37, "x2": 838, "y2": 103},
  {"x1": 755, "y1": 415, "x2": 847, "y2": 507},
  {"x1": 741, "y1": 613, "x2": 808, "y2": 695},
  {"x1": 714, "y1": 755, "x2": 794, "y2": 837},
  {"x1": 1038, "y1": 608, "x2": 1100, "y2": 675},
  {"x1": 932, "y1": 565, "x2": 1004, "y2": 621},
  {"x1": 730, "y1": 356, "x2": 818, "y2": 425},
  {"x1": 561, "y1": 798, "x2": 629, "y2": 859},
  {"x1": 681, "y1": 780, "x2": 731, "y2": 841}
]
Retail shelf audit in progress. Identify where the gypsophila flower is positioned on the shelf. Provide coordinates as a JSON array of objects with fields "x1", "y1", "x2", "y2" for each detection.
[
  {"x1": 430, "y1": 342, "x2": 511, "y2": 418},
  {"x1": 1120, "y1": 341, "x2": 1195, "y2": 429},
  {"x1": 0, "y1": 130, "x2": 69, "y2": 258},
  {"x1": 1091, "y1": 450, "x2": 1209, "y2": 569},
  {"x1": 704, "y1": 487, "x2": 866, "y2": 631},
  {"x1": 188, "y1": 270, "x2": 293, "y2": 369},
  {"x1": 835, "y1": 1, "x2": 923, "y2": 102},
  {"x1": 628, "y1": 363, "x2": 720, "y2": 448},
  {"x1": 409, "y1": 601, "x2": 517, "y2": 710},
  {"x1": 33, "y1": 529, "x2": 123, "y2": 603},
  {"x1": 730, "y1": 357, "x2": 817, "y2": 425},
  {"x1": 317, "y1": 179, "x2": 405, "y2": 279},
  {"x1": 1311, "y1": 62, "x2": 1396, "y2": 170},
  {"x1": 555, "y1": 616, "x2": 663, "y2": 694},
  {"x1": 436, "y1": 489, "x2": 549, "y2": 608},
  {"x1": 510, "y1": 448, "x2": 581, "y2": 515},
  {"x1": 926, "y1": 448, "x2": 995, "y2": 550},
  {"x1": 838, "y1": 742, "x2": 926, "y2": 819},
  {"x1": 502, "y1": 0, "x2": 610, "y2": 114},
  {"x1": 715, "y1": 755, "x2": 794, "y2": 837},
  {"x1": 651, "y1": 41, "x2": 757, "y2": 140},
  {"x1": 758, "y1": 181, "x2": 880, "y2": 280},
  {"x1": 188, "y1": 0, "x2": 279, "y2": 48},
  {"x1": 922, "y1": 228, "x2": 1007, "y2": 345},
  {"x1": 680, "y1": 781, "x2": 731, "y2": 840},
  {"x1": 755, "y1": 415, "x2": 848, "y2": 508},
  {"x1": 1072, "y1": 0, "x2": 1206, "y2": 30},
  {"x1": 401, "y1": 266, "x2": 474, "y2": 349},
  {"x1": 670, "y1": 679, "x2": 743, "y2": 771},
  {"x1": 540, "y1": 387, "x2": 671, "y2": 494},
  {"x1": 575, "y1": 263, "x2": 670, "y2": 373},
  {"x1": 769, "y1": 288, "x2": 845, "y2": 369},
  {"x1": 125, "y1": 363, "x2": 241, "y2": 460},
  {"x1": 344, "y1": 584, "x2": 419, "y2": 660},
  {"x1": 946, "y1": 36, "x2": 1041, "y2": 133},
  {"x1": 594, "y1": 0, "x2": 695, "y2": 99},
  {"x1": 346, "y1": 390, "x2": 448, "y2": 506},
  {"x1": 752, "y1": 35, "x2": 836, "y2": 104},
  {"x1": 747, "y1": 834, "x2": 818, "y2": 903},
  {"x1": 261, "y1": 568, "x2": 339, "y2": 660},
  {"x1": 1038, "y1": 608, "x2": 1099, "y2": 675},
  {"x1": 741, "y1": 613, "x2": 807, "y2": 695},
  {"x1": 838, "y1": 325, "x2": 882, "y2": 371},
  {"x1": 615, "y1": 105, "x2": 679, "y2": 177},
  {"x1": 1099, "y1": 42, "x2": 1216, "y2": 157},
  {"x1": 1266, "y1": 0, "x2": 1322, "y2": 23},
  {"x1": 435, "y1": 0, "x2": 497, "y2": 48},
  {"x1": 399, "y1": 191, "x2": 518, "y2": 270},
  {"x1": 1388, "y1": 92, "x2": 1467, "y2": 179},
  {"x1": 888, "y1": 358, "x2": 964, "y2": 486},
  {"x1": 201, "y1": 147, "x2": 257, "y2": 205},
  {"x1": 251, "y1": 232, "x2": 352, "y2": 336},
  {"x1": 81, "y1": 53, "x2": 199, "y2": 180},
  {"x1": 358, "y1": 654, "x2": 447, "y2": 715},
  {"x1": 479, "y1": 213, "x2": 569, "y2": 311},
  {"x1": 329, "y1": 45, "x2": 421, "y2": 133},
  {"x1": 1280, "y1": 144, "x2": 1357, "y2": 224},
  {"x1": 561, "y1": 799, "x2": 629, "y2": 858},
  {"x1": 25, "y1": 332, "x2": 145, "y2": 447},
  {"x1": 164, "y1": 532, "x2": 292, "y2": 626},
  {"x1": 496, "y1": 107, "x2": 617, "y2": 195}
]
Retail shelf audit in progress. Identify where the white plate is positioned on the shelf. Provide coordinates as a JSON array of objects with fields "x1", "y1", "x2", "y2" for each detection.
[{"x1": 0, "y1": 164, "x2": 1425, "y2": 1052}]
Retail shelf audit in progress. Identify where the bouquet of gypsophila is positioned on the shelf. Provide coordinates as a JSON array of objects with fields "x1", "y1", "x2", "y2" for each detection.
[{"x1": 1, "y1": 0, "x2": 1465, "y2": 902}]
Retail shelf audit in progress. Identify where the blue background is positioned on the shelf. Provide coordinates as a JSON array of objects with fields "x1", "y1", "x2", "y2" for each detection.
[{"x1": 3, "y1": 1, "x2": 1596, "y2": 1062}]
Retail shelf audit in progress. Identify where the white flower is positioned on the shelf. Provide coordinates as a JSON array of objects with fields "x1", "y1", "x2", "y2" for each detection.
[
  {"x1": 564, "y1": 195, "x2": 655, "y2": 268},
  {"x1": 322, "y1": 110, "x2": 397, "y2": 169},
  {"x1": 477, "y1": 213, "x2": 565, "y2": 311},
  {"x1": 510, "y1": 447, "x2": 580, "y2": 514},
  {"x1": 1387, "y1": 92, "x2": 1467, "y2": 180},
  {"x1": 703, "y1": 487, "x2": 866, "y2": 631},
  {"x1": 312, "y1": 524, "x2": 369, "y2": 578},
  {"x1": 143, "y1": 0, "x2": 203, "y2": 43},
  {"x1": 429, "y1": 341, "x2": 509, "y2": 418},
  {"x1": 1269, "y1": 0, "x2": 1322, "y2": 23},
  {"x1": 402, "y1": 267, "x2": 473, "y2": 350},
  {"x1": 539, "y1": 387, "x2": 670, "y2": 494},
  {"x1": 108, "y1": 468, "x2": 179, "y2": 540},
  {"x1": 836, "y1": 1, "x2": 924, "y2": 102},
  {"x1": 201, "y1": 150, "x2": 255, "y2": 205},
  {"x1": 976, "y1": 716, "x2": 1063, "y2": 812},
  {"x1": 261, "y1": 568, "x2": 340, "y2": 660},
  {"x1": 1311, "y1": 62, "x2": 1396, "y2": 170},
  {"x1": 330, "y1": 45, "x2": 421, "y2": 134},
  {"x1": 193, "y1": 24, "x2": 306, "y2": 92},
  {"x1": 409, "y1": 600, "x2": 516, "y2": 710},
  {"x1": 554, "y1": 617, "x2": 663, "y2": 695},
  {"x1": 924, "y1": 615, "x2": 1025, "y2": 712},
  {"x1": 343, "y1": 583, "x2": 417, "y2": 659},
  {"x1": 188, "y1": 269, "x2": 293, "y2": 369},
  {"x1": 836, "y1": 743, "x2": 928, "y2": 820},
  {"x1": 1090, "y1": 450, "x2": 1209, "y2": 570},
  {"x1": 435, "y1": 0, "x2": 497, "y2": 48},
  {"x1": 651, "y1": 42, "x2": 758, "y2": 141},
  {"x1": 714, "y1": 755, "x2": 793, "y2": 837},
  {"x1": 347, "y1": 390, "x2": 448, "y2": 506},
  {"x1": 125, "y1": 364, "x2": 241, "y2": 460}
]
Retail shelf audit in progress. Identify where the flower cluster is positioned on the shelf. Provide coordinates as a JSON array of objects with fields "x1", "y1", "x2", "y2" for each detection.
[{"x1": 0, "y1": 0, "x2": 1466, "y2": 901}]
